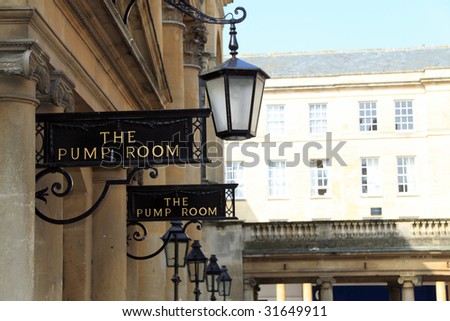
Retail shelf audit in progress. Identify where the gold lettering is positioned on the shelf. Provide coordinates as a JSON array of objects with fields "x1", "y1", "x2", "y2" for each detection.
[
  {"x1": 152, "y1": 145, "x2": 164, "y2": 158},
  {"x1": 58, "y1": 148, "x2": 67, "y2": 160},
  {"x1": 128, "y1": 131, "x2": 136, "y2": 143},
  {"x1": 137, "y1": 146, "x2": 149, "y2": 158},
  {"x1": 84, "y1": 147, "x2": 97, "y2": 160},
  {"x1": 100, "y1": 131, "x2": 110, "y2": 144},
  {"x1": 153, "y1": 208, "x2": 163, "y2": 217},
  {"x1": 126, "y1": 146, "x2": 136, "y2": 159},
  {"x1": 113, "y1": 131, "x2": 124, "y2": 143},
  {"x1": 164, "y1": 198, "x2": 171, "y2": 206},
  {"x1": 165, "y1": 208, "x2": 171, "y2": 216},
  {"x1": 181, "y1": 207, "x2": 218, "y2": 217},
  {"x1": 101, "y1": 147, "x2": 111, "y2": 159},
  {"x1": 71, "y1": 148, "x2": 80, "y2": 160},
  {"x1": 167, "y1": 145, "x2": 179, "y2": 157},
  {"x1": 136, "y1": 209, "x2": 143, "y2": 217}
]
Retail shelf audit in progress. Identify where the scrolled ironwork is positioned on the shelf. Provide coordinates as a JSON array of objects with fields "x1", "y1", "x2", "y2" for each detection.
[
  {"x1": 35, "y1": 166, "x2": 158, "y2": 225},
  {"x1": 127, "y1": 221, "x2": 148, "y2": 244},
  {"x1": 127, "y1": 220, "x2": 202, "y2": 260},
  {"x1": 164, "y1": 0, "x2": 246, "y2": 25},
  {"x1": 36, "y1": 167, "x2": 74, "y2": 203}
]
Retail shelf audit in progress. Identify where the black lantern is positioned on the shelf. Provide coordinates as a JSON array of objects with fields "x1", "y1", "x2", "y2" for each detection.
[
  {"x1": 186, "y1": 240, "x2": 208, "y2": 300},
  {"x1": 218, "y1": 265, "x2": 232, "y2": 300},
  {"x1": 161, "y1": 221, "x2": 190, "y2": 301},
  {"x1": 199, "y1": 23, "x2": 269, "y2": 141},
  {"x1": 161, "y1": 221, "x2": 190, "y2": 268},
  {"x1": 205, "y1": 254, "x2": 222, "y2": 301}
]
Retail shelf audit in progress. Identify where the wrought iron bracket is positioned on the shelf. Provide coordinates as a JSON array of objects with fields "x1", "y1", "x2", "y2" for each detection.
[
  {"x1": 127, "y1": 220, "x2": 202, "y2": 260},
  {"x1": 117, "y1": 0, "x2": 246, "y2": 25},
  {"x1": 35, "y1": 166, "x2": 157, "y2": 225},
  {"x1": 163, "y1": 0, "x2": 246, "y2": 25}
]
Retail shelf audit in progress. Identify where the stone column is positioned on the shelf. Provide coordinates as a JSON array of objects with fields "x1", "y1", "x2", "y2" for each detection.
[
  {"x1": 34, "y1": 71, "x2": 75, "y2": 300},
  {"x1": 162, "y1": 3, "x2": 188, "y2": 300},
  {"x1": 135, "y1": 170, "x2": 168, "y2": 301},
  {"x1": 62, "y1": 168, "x2": 93, "y2": 300},
  {"x1": 317, "y1": 277, "x2": 335, "y2": 301},
  {"x1": 243, "y1": 278, "x2": 257, "y2": 301},
  {"x1": 398, "y1": 276, "x2": 420, "y2": 301},
  {"x1": 276, "y1": 284, "x2": 286, "y2": 301},
  {"x1": 436, "y1": 281, "x2": 447, "y2": 301},
  {"x1": 184, "y1": 21, "x2": 207, "y2": 185},
  {"x1": 0, "y1": 41, "x2": 50, "y2": 300},
  {"x1": 302, "y1": 283, "x2": 313, "y2": 301},
  {"x1": 91, "y1": 168, "x2": 127, "y2": 300},
  {"x1": 163, "y1": 4, "x2": 185, "y2": 111}
]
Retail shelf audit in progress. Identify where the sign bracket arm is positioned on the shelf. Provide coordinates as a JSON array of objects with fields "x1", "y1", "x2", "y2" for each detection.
[{"x1": 35, "y1": 166, "x2": 158, "y2": 225}]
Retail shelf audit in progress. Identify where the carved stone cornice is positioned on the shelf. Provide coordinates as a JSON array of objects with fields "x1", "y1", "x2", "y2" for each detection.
[
  {"x1": 184, "y1": 22, "x2": 207, "y2": 68},
  {"x1": 0, "y1": 41, "x2": 50, "y2": 95},
  {"x1": 38, "y1": 71, "x2": 75, "y2": 112}
]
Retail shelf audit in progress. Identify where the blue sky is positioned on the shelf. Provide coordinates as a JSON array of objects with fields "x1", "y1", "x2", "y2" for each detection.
[{"x1": 224, "y1": 0, "x2": 450, "y2": 55}]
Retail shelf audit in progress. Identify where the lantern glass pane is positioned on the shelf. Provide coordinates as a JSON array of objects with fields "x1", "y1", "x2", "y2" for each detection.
[
  {"x1": 218, "y1": 280, "x2": 231, "y2": 296},
  {"x1": 250, "y1": 76, "x2": 265, "y2": 134},
  {"x1": 164, "y1": 242, "x2": 176, "y2": 267},
  {"x1": 178, "y1": 241, "x2": 188, "y2": 268},
  {"x1": 205, "y1": 76, "x2": 227, "y2": 132},
  {"x1": 187, "y1": 260, "x2": 206, "y2": 283},
  {"x1": 206, "y1": 274, "x2": 219, "y2": 292},
  {"x1": 164, "y1": 240, "x2": 188, "y2": 268},
  {"x1": 229, "y1": 76, "x2": 254, "y2": 130}
]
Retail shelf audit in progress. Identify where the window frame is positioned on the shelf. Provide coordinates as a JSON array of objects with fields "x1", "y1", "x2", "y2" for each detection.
[
  {"x1": 359, "y1": 101, "x2": 378, "y2": 132},
  {"x1": 360, "y1": 157, "x2": 382, "y2": 196},
  {"x1": 395, "y1": 100, "x2": 414, "y2": 131},
  {"x1": 267, "y1": 160, "x2": 288, "y2": 199},
  {"x1": 397, "y1": 156, "x2": 417, "y2": 194},
  {"x1": 310, "y1": 159, "x2": 330, "y2": 197},
  {"x1": 266, "y1": 105, "x2": 285, "y2": 138},
  {"x1": 309, "y1": 103, "x2": 328, "y2": 134}
]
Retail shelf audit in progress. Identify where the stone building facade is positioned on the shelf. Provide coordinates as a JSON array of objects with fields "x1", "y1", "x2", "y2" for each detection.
[
  {"x1": 215, "y1": 47, "x2": 450, "y2": 301},
  {"x1": 0, "y1": 0, "x2": 231, "y2": 301}
]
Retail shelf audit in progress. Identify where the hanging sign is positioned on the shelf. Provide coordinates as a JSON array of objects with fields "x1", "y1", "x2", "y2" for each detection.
[
  {"x1": 36, "y1": 109, "x2": 209, "y2": 168},
  {"x1": 127, "y1": 184, "x2": 238, "y2": 221}
]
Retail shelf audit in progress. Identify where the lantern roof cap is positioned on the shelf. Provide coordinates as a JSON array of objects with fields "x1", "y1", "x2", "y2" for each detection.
[{"x1": 200, "y1": 57, "x2": 270, "y2": 79}]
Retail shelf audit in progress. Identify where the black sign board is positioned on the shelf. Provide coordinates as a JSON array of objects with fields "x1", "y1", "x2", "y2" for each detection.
[
  {"x1": 36, "y1": 109, "x2": 209, "y2": 168},
  {"x1": 127, "y1": 184, "x2": 238, "y2": 221}
]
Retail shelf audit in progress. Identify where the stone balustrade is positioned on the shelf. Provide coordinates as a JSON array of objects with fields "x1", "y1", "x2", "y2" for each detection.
[{"x1": 243, "y1": 219, "x2": 450, "y2": 254}]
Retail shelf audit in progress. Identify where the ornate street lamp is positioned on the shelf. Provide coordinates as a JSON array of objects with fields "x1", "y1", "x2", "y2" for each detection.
[
  {"x1": 163, "y1": 0, "x2": 269, "y2": 141},
  {"x1": 218, "y1": 265, "x2": 232, "y2": 301},
  {"x1": 186, "y1": 240, "x2": 208, "y2": 301},
  {"x1": 199, "y1": 21, "x2": 270, "y2": 141},
  {"x1": 161, "y1": 221, "x2": 190, "y2": 301},
  {"x1": 205, "y1": 254, "x2": 222, "y2": 301}
]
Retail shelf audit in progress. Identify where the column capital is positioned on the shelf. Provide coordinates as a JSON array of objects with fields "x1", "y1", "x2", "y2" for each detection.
[
  {"x1": 398, "y1": 275, "x2": 422, "y2": 286},
  {"x1": 162, "y1": 3, "x2": 185, "y2": 26},
  {"x1": 0, "y1": 40, "x2": 50, "y2": 96},
  {"x1": 38, "y1": 71, "x2": 75, "y2": 112},
  {"x1": 317, "y1": 276, "x2": 336, "y2": 285},
  {"x1": 184, "y1": 22, "x2": 207, "y2": 68},
  {"x1": 244, "y1": 277, "x2": 258, "y2": 288}
]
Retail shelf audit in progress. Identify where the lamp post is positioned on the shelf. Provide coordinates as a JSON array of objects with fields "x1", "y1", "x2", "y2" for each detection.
[
  {"x1": 161, "y1": 221, "x2": 190, "y2": 301},
  {"x1": 218, "y1": 265, "x2": 232, "y2": 301},
  {"x1": 186, "y1": 240, "x2": 208, "y2": 301},
  {"x1": 205, "y1": 254, "x2": 222, "y2": 301}
]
